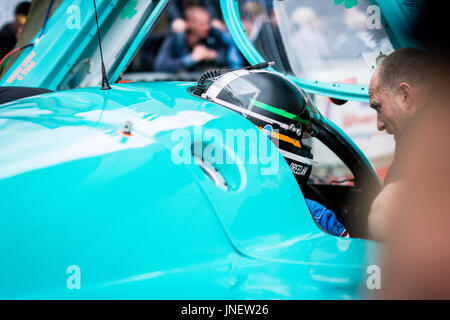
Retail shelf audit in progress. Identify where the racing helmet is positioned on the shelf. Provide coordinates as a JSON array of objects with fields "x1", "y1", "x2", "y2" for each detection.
[{"x1": 202, "y1": 69, "x2": 321, "y2": 187}]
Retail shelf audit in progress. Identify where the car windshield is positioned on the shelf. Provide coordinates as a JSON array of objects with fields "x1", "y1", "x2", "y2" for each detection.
[{"x1": 239, "y1": 0, "x2": 395, "y2": 85}]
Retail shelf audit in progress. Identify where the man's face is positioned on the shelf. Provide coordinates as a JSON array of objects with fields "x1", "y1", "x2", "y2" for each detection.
[
  {"x1": 187, "y1": 11, "x2": 211, "y2": 39},
  {"x1": 369, "y1": 71, "x2": 410, "y2": 138}
]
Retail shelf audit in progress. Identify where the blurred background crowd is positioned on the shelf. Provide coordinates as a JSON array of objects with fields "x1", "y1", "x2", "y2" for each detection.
[
  {"x1": 127, "y1": 0, "x2": 245, "y2": 75},
  {"x1": 0, "y1": 1, "x2": 246, "y2": 75}
]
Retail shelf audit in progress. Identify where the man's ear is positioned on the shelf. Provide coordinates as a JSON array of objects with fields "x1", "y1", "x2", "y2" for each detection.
[{"x1": 398, "y1": 82, "x2": 415, "y2": 111}]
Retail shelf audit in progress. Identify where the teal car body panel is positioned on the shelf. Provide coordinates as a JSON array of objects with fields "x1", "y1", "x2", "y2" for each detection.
[
  {"x1": 0, "y1": 82, "x2": 376, "y2": 299},
  {"x1": 0, "y1": 0, "x2": 391, "y2": 299}
]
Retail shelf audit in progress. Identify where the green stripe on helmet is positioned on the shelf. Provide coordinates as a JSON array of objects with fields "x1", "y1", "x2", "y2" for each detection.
[{"x1": 250, "y1": 99, "x2": 310, "y2": 125}]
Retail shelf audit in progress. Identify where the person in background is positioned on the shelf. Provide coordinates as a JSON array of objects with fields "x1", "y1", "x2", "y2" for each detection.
[
  {"x1": 0, "y1": 2, "x2": 30, "y2": 60},
  {"x1": 154, "y1": 6, "x2": 243, "y2": 73}
]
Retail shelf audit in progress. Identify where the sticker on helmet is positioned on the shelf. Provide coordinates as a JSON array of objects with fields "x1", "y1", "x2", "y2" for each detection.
[
  {"x1": 262, "y1": 125, "x2": 273, "y2": 137},
  {"x1": 290, "y1": 162, "x2": 309, "y2": 176}
]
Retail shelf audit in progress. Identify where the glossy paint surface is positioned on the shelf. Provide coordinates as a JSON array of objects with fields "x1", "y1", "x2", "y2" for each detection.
[
  {"x1": 0, "y1": 0, "x2": 385, "y2": 299},
  {"x1": 0, "y1": 82, "x2": 377, "y2": 299}
]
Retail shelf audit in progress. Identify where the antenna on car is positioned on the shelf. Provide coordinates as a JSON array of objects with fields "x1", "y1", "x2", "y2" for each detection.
[{"x1": 92, "y1": 0, "x2": 111, "y2": 90}]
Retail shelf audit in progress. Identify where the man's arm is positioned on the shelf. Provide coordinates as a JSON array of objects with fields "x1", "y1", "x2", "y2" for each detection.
[{"x1": 368, "y1": 182, "x2": 403, "y2": 242}]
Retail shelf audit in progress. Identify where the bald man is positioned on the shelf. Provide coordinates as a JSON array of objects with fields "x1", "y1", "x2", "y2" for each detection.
[
  {"x1": 154, "y1": 6, "x2": 242, "y2": 73},
  {"x1": 368, "y1": 48, "x2": 429, "y2": 241}
]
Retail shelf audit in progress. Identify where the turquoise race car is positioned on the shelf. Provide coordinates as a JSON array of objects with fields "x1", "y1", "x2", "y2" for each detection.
[{"x1": 0, "y1": 0, "x2": 420, "y2": 299}]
